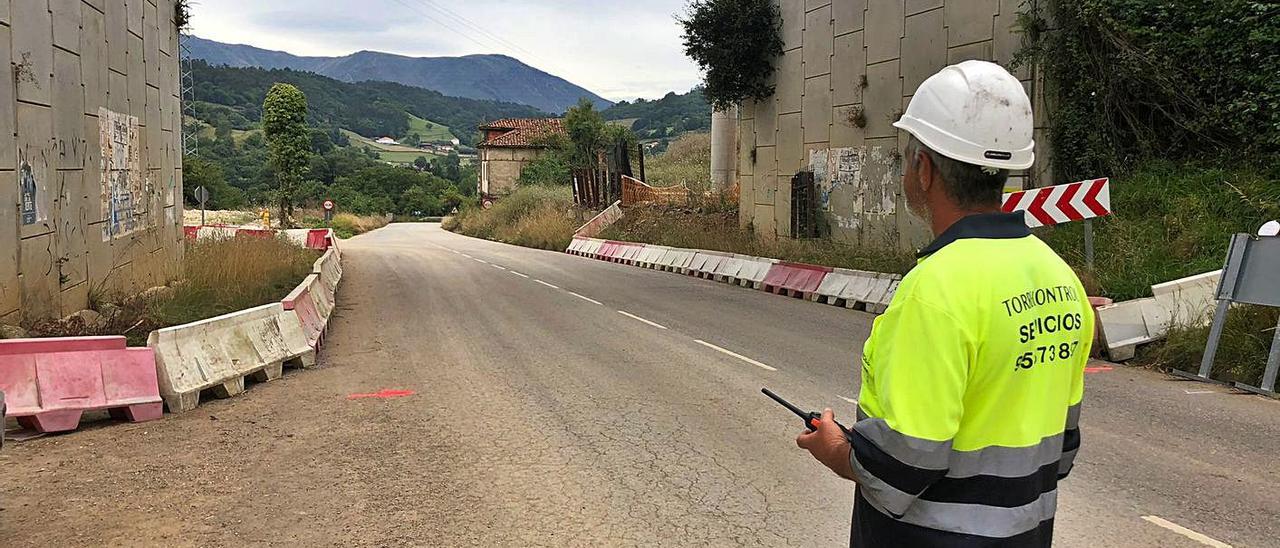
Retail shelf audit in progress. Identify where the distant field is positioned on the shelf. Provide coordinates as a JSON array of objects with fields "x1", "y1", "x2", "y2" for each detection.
[
  {"x1": 341, "y1": 129, "x2": 447, "y2": 165},
  {"x1": 403, "y1": 114, "x2": 454, "y2": 143}
]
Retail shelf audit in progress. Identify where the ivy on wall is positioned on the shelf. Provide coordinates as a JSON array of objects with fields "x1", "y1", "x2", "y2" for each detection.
[
  {"x1": 1016, "y1": 0, "x2": 1279, "y2": 181},
  {"x1": 679, "y1": 0, "x2": 785, "y2": 111}
]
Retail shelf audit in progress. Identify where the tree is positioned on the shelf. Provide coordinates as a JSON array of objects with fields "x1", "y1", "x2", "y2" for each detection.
[
  {"x1": 183, "y1": 154, "x2": 245, "y2": 210},
  {"x1": 679, "y1": 0, "x2": 784, "y2": 110},
  {"x1": 262, "y1": 83, "x2": 311, "y2": 227},
  {"x1": 405, "y1": 132, "x2": 422, "y2": 147},
  {"x1": 564, "y1": 98, "x2": 607, "y2": 168},
  {"x1": 413, "y1": 156, "x2": 431, "y2": 171}
]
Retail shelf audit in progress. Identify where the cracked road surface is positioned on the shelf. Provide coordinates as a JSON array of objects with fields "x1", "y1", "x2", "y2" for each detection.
[{"x1": 2, "y1": 223, "x2": 1278, "y2": 546}]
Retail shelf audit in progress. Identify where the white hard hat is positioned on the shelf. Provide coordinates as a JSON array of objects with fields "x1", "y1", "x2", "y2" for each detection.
[{"x1": 894, "y1": 60, "x2": 1035, "y2": 170}]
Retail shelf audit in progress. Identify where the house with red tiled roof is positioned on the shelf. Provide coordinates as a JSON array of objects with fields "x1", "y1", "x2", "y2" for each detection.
[{"x1": 477, "y1": 118, "x2": 566, "y2": 196}]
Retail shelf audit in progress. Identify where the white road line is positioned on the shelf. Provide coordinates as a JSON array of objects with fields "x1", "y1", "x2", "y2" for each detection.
[
  {"x1": 474, "y1": 258, "x2": 488, "y2": 264},
  {"x1": 509, "y1": 271, "x2": 530, "y2": 278},
  {"x1": 693, "y1": 340, "x2": 777, "y2": 372},
  {"x1": 617, "y1": 310, "x2": 669, "y2": 330},
  {"x1": 535, "y1": 280, "x2": 560, "y2": 289},
  {"x1": 1184, "y1": 389, "x2": 1215, "y2": 395},
  {"x1": 491, "y1": 264, "x2": 506, "y2": 270},
  {"x1": 838, "y1": 396, "x2": 859, "y2": 405},
  {"x1": 460, "y1": 253, "x2": 473, "y2": 259},
  {"x1": 568, "y1": 291, "x2": 603, "y2": 306},
  {"x1": 1141, "y1": 516, "x2": 1232, "y2": 548}
]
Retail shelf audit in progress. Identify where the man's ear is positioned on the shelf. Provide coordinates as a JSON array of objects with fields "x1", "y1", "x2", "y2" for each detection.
[{"x1": 915, "y1": 150, "x2": 935, "y2": 194}]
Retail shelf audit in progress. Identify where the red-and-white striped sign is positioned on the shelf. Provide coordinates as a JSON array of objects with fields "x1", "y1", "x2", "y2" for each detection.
[{"x1": 1002, "y1": 178, "x2": 1111, "y2": 228}]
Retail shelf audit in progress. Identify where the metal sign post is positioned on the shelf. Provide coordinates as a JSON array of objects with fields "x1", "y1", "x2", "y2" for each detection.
[
  {"x1": 323, "y1": 199, "x2": 335, "y2": 224},
  {"x1": 194, "y1": 185, "x2": 210, "y2": 226},
  {"x1": 1179, "y1": 233, "x2": 1280, "y2": 396}
]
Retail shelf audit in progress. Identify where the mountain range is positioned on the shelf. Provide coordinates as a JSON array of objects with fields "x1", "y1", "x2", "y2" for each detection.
[{"x1": 184, "y1": 35, "x2": 613, "y2": 114}]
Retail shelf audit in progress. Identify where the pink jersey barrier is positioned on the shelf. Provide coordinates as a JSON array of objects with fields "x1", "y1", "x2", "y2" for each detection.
[
  {"x1": 306, "y1": 229, "x2": 332, "y2": 250},
  {"x1": 598, "y1": 241, "x2": 623, "y2": 260},
  {"x1": 283, "y1": 274, "x2": 327, "y2": 348},
  {"x1": 763, "y1": 262, "x2": 832, "y2": 296},
  {"x1": 0, "y1": 337, "x2": 163, "y2": 433}
]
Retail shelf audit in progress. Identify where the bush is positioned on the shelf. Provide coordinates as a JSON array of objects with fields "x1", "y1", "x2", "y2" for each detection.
[
  {"x1": 679, "y1": 0, "x2": 784, "y2": 110},
  {"x1": 1018, "y1": 0, "x2": 1280, "y2": 179},
  {"x1": 446, "y1": 186, "x2": 577, "y2": 251}
]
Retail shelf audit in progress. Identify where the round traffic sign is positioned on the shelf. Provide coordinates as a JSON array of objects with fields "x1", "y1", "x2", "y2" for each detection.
[{"x1": 323, "y1": 200, "x2": 335, "y2": 211}]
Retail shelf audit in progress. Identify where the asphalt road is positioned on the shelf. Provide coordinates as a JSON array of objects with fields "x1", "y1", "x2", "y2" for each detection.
[{"x1": 2, "y1": 223, "x2": 1277, "y2": 547}]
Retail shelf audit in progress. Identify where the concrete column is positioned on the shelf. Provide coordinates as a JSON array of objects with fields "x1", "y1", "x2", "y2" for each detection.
[{"x1": 710, "y1": 105, "x2": 739, "y2": 191}]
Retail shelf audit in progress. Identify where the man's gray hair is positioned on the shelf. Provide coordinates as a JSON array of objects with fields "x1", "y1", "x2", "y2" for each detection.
[{"x1": 905, "y1": 136, "x2": 1010, "y2": 208}]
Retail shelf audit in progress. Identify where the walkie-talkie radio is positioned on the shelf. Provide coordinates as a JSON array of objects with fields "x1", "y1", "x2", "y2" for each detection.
[{"x1": 762, "y1": 388, "x2": 852, "y2": 437}]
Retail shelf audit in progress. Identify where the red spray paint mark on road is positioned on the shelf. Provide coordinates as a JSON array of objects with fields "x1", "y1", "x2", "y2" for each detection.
[
  {"x1": 348, "y1": 389, "x2": 416, "y2": 400},
  {"x1": 1085, "y1": 366, "x2": 1114, "y2": 374}
]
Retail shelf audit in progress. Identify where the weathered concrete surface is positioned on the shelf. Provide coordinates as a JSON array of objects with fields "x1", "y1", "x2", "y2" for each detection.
[
  {"x1": 741, "y1": 1, "x2": 1051, "y2": 246},
  {"x1": 1, "y1": 0, "x2": 183, "y2": 323},
  {"x1": 1, "y1": 224, "x2": 1276, "y2": 547}
]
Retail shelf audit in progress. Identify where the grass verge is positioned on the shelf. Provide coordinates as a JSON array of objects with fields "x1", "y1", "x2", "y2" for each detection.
[
  {"x1": 601, "y1": 206, "x2": 917, "y2": 274},
  {"x1": 1137, "y1": 305, "x2": 1279, "y2": 385},
  {"x1": 1038, "y1": 161, "x2": 1279, "y2": 301},
  {"x1": 443, "y1": 186, "x2": 578, "y2": 251},
  {"x1": 28, "y1": 236, "x2": 320, "y2": 346},
  {"x1": 315, "y1": 213, "x2": 390, "y2": 238}
]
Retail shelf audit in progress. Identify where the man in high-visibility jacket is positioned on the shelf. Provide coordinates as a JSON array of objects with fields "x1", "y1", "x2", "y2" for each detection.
[{"x1": 797, "y1": 60, "x2": 1093, "y2": 547}]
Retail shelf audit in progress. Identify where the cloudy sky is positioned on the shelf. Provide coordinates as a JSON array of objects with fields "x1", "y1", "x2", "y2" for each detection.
[{"x1": 187, "y1": 0, "x2": 704, "y2": 101}]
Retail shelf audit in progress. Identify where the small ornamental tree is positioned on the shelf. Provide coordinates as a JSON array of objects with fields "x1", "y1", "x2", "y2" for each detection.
[
  {"x1": 679, "y1": 0, "x2": 784, "y2": 110},
  {"x1": 262, "y1": 83, "x2": 311, "y2": 227}
]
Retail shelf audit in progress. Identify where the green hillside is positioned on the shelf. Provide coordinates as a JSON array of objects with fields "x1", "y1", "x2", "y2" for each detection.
[
  {"x1": 190, "y1": 60, "x2": 547, "y2": 146},
  {"x1": 603, "y1": 87, "x2": 711, "y2": 140},
  {"x1": 404, "y1": 114, "x2": 455, "y2": 143},
  {"x1": 341, "y1": 129, "x2": 445, "y2": 165}
]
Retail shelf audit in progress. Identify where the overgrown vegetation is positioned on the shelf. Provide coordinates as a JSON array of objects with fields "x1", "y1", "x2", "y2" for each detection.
[
  {"x1": 30, "y1": 237, "x2": 318, "y2": 346},
  {"x1": 514, "y1": 99, "x2": 638, "y2": 188},
  {"x1": 444, "y1": 186, "x2": 578, "y2": 251},
  {"x1": 1138, "y1": 305, "x2": 1279, "y2": 387},
  {"x1": 1040, "y1": 162, "x2": 1280, "y2": 301},
  {"x1": 644, "y1": 132, "x2": 711, "y2": 191},
  {"x1": 1010, "y1": 1, "x2": 1279, "y2": 380},
  {"x1": 1017, "y1": 0, "x2": 1279, "y2": 180},
  {"x1": 679, "y1": 0, "x2": 784, "y2": 110},
  {"x1": 327, "y1": 213, "x2": 391, "y2": 239}
]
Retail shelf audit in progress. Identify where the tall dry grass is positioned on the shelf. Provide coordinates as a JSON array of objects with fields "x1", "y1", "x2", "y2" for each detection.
[
  {"x1": 645, "y1": 132, "x2": 711, "y2": 191},
  {"x1": 151, "y1": 235, "x2": 320, "y2": 326},
  {"x1": 444, "y1": 186, "x2": 577, "y2": 251},
  {"x1": 329, "y1": 212, "x2": 390, "y2": 238}
]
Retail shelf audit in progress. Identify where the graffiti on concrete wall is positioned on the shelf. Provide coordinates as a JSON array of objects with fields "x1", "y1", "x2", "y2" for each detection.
[
  {"x1": 20, "y1": 161, "x2": 40, "y2": 225},
  {"x1": 99, "y1": 107, "x2": 142, "y2": 241}
]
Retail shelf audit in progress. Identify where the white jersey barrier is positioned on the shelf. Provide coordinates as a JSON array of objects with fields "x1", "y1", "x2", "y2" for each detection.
[
  {"x1": 1096, "y1": 270, "x2": 1221, "y2": 361},
  {"x1": 814, "y1": 269, "x2": 902, "y2": 314},
  {"x1": 148, "y1": 303, "x2": 318, "y2": 413}
]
